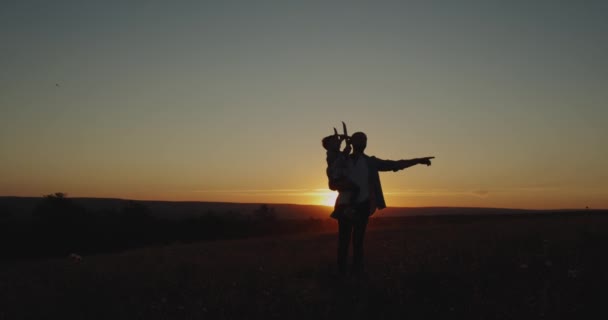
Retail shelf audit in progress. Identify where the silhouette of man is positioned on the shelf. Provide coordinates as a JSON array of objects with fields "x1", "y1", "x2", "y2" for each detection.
[{"x1": 336, "y1": 131, "x2": 433, "y2": 276}]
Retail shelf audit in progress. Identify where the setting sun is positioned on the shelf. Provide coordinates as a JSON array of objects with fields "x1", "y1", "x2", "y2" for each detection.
[{"x1": 318, "y1": 190, "x2": 338, "y2": 207}]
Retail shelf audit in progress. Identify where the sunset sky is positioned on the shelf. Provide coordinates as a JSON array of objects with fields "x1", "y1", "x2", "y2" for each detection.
[{"x1": 1, "y1": 1, "x2": 607, "y2": 209}]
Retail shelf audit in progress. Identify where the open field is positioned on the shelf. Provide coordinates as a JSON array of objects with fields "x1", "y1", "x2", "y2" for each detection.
[{"x1": 1, "y1": 212, "x2": 607, "y2": 319}]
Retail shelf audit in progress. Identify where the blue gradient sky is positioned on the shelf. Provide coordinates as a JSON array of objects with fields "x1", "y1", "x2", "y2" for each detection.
[{"x1": 1, "y1": 1, "x2": 607, "y2": 208}]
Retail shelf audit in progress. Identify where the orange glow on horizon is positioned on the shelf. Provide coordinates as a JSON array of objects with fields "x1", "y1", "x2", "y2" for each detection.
[
  {"x1": 3, "y1": 185, "x2": 608, "y2": 210},
  {"x1": 317, "y1": 191, "x2": 339, "y2": 207}
]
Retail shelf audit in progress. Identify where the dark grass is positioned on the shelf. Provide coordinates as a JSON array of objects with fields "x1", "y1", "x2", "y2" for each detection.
[{"x1": 1, "y1": 212, "x2": 607, "y2": 319}]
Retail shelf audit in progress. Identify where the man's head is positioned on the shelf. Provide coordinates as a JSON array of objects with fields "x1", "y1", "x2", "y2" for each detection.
[
  {"x1": 351, "y1": 132, "x2": 367, "y2": 153},
  {"x1": 322, "y1": 134, "x2": 341, "y2": 151}
]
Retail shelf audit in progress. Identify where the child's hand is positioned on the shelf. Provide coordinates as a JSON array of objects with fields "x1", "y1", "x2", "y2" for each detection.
[{"x1": 343, "y1": 144, "x2": 352, "y2": 154}]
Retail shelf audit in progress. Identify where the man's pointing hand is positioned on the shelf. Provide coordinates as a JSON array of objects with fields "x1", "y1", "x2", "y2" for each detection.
[{"x1": 418, "y1": 157, "x2": 435, "y2": 166}]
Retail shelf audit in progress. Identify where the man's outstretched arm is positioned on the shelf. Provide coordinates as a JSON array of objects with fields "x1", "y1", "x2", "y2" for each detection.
[
  {"x1": 372, "y1": 156, "x2": 434, "y2": 172},
  {"x1": 394, "y1": 157, "x2": 434, "y2": 171}
]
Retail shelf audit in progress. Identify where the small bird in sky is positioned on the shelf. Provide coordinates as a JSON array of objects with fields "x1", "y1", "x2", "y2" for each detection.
[{"x1": 55, "y1": 83, "x2": 60, "y2": 87}]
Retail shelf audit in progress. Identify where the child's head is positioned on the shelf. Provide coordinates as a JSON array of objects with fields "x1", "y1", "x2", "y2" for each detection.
[{"x1": 322, "y1": 134, "x2": 341, "y2": 151}]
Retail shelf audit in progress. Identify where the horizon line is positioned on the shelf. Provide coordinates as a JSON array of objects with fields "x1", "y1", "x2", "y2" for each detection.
[{"x1": 1, "y1": 195, "x2": 605, "y2": 211}]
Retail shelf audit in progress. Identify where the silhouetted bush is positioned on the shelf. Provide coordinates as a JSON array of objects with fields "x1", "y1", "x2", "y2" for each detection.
[
  {"x1": 30, "y1": 193, "x2": 91, "y2": 255},
  {"x1": 33, "y1": 193, "x2": 85, "y2": 224}
]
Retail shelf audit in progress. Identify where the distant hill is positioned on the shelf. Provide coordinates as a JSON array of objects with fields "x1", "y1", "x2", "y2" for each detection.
[
  {"x1": 379, "y1": 206, "x2": 536, "y2": 216},
  {"x1": 0, "y1": 196, "x2": 598, "y2": 221},
  {"x1": 0, "y1": 196, "x2": 333, "y2": 221}
]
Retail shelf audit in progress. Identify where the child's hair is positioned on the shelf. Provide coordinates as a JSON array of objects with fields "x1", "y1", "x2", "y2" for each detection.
[{"x1": 322, "y1": 135, "x2": 340, "y2": 151}]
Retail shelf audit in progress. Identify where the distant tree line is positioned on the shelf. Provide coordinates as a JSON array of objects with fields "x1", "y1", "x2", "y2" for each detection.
[{"x1": 0, "y1": 193, "x2": 330, "y2": 261}]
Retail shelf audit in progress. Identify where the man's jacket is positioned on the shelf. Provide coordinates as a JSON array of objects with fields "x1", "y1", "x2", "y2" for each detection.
[{"x1": 358, "y1": 154, "x2": 409, "y2": 215}]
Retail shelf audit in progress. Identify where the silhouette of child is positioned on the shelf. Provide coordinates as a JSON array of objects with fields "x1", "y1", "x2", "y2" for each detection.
[{"x1": 322, "y1": 133, "x2": 359, "y2": 219}]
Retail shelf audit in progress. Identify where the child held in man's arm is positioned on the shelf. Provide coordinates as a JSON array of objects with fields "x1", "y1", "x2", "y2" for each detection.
[{"x1": 321, "y1": 134, "x2": 359, "y2": 219}]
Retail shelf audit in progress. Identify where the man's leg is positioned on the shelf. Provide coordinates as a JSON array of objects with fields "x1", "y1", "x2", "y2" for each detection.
[
  {"x1": 352, "y1": 202, "x2": 370, "y2": 274},
  {"x1": 337, "y1": 217, "x2": 352, "y2": 275}
]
